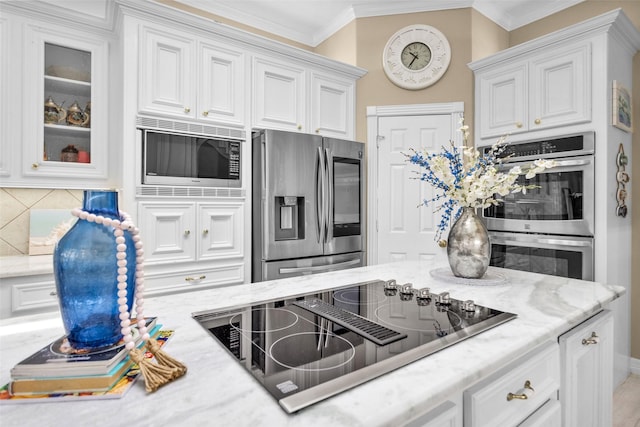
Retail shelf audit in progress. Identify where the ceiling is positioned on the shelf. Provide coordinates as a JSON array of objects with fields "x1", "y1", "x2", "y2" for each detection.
[{"x1": 174, "y1": 0, "x2": 585, "y2": 47}]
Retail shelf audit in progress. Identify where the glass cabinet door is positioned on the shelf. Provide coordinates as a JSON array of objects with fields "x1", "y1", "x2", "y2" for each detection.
[
  {"x1": 23, "y1": 24, "x2": 108, "y2": 182},
  {"x1": 43, "y1": 43, "x2": 92, "y2": 163}
]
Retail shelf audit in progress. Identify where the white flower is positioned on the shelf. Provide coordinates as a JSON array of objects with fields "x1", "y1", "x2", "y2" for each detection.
[{"x1": 407, "y1": 116, "x2": 556, "y2": 240}]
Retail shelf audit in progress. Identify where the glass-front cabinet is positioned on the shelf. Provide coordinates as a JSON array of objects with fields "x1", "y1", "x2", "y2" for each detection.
[{"x1": 22, "y1": 24, "x2": 109, "y2": 183}]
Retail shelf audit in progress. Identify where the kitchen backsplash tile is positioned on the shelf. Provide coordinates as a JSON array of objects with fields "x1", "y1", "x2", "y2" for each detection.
[{"x1": 0, "y1": 188, "x2": 82, "y2": 256}]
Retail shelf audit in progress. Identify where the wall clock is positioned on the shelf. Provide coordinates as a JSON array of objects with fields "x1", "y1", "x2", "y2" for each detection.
[{"x1": 382, "y1": 24, "x2": 451, "y2": 90}]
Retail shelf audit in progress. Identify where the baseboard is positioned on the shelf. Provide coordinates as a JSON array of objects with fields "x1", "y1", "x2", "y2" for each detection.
[{"x1": 631, "y1": 357, "x2": 640, "y2": 376}]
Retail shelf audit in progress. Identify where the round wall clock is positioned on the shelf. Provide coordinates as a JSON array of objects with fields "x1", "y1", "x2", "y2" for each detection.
[{"x1": 382, "y1": 24, "x2": 451, "y2": 90}]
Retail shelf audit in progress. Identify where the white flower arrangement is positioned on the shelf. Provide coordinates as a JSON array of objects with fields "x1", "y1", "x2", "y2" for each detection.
[{"x1": 408, "y1": 118, "x2": 556, "y2": 239}]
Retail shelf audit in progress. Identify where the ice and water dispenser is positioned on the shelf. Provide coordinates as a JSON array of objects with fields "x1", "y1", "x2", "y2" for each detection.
[{"x1": 274, "y1": 196, "x2": 305, "y2": 241}]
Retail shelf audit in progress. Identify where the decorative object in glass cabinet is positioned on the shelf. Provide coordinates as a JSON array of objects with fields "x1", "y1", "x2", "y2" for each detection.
[{"x1": 43, "y1": 42, "x2": 92, "y2": 163}]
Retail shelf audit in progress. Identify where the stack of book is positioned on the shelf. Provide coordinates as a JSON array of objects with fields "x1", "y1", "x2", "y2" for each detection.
[{"x1": 1, "y1": 317, "x2": 172, "y2": 402}]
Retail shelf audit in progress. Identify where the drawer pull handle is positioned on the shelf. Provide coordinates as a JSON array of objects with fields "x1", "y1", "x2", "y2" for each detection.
[
  {"x1": 582, "y1": 332, "x2": 599, "y2": 345},
  {"x1": 507, "y1": 380, "x2": 534, "y2": 401},
  {"x1": 185, "y1": 275, "x2": 206, "y2": 282}
]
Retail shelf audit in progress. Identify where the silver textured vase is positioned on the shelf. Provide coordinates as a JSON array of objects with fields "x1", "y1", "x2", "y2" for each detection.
[{"x1": 447, "y1": 207, "x2": 491, "y2": 279}]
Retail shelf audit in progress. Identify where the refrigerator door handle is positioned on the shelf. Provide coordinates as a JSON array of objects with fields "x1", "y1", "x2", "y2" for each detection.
[
  {"x1": 325, "y1": 147, "x2": 333, "y2": 243},
  {"x1": 278, "y1": 258, "x2": 361, "y2": 274},
  {"x1": 317, "y1": 146, "x2": 326, "y2": 244}
]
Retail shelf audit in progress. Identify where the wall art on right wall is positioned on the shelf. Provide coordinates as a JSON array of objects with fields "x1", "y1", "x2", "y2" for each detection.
[{"x1": 612, "y1": 80, "x2": 633, "y2": 133}]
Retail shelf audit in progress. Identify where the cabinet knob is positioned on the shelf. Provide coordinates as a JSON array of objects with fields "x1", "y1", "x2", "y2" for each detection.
[
  {"x1": 32, "y1": 163, "x2": 39, "y2": 169},
  {"x1": 534, "y1": 118, "x2": 541, "y2": 125},
  {"x1": 202, "y1": 111, "x2": 209, "y2": 117},
  {"x1": 515, "y1": 122, "x2": 523, "y2": 128},
  {"x1": 184, "y1": 107, "x2": 191, "y2": 113},
  {"x1": 582, "y1": 332, "x2": 599, "y2": 345},
  {"x1": 315, "y1": 129, "x2": 320, "y2": 133},
  {"x1": 202, "y1": 229, "x2": 209, "y2": 235},
  {"x1": 507, "y1": 380, "x2": 534, "y2": 401},
  {"x1": 50, "y1": 291, "x2": 57, "y2": 296},
  {"x1": 184, "y1": 230, "x2": 191, "y2": 236},
  {"x1": 297, "y1": 124, "x2": 302, "y2": 130},
  {"x1": 438, "y1": 239, "x2": 447, "y2": 248}
]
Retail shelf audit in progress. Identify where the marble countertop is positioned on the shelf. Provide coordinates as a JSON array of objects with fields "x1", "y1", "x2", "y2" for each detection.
[
  {"x1": 0, "y1": 255, "x2": 53, "y2": 279},
  {"x1": 0, "y1": 261, "x2": 625, "y2": 427}
]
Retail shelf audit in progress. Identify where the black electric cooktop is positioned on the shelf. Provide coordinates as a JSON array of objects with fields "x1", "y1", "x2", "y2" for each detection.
[{"x1": 192, "y1": 279, "x2": 516, "y2": 413}]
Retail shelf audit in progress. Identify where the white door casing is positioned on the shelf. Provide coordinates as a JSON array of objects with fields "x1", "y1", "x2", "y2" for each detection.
[{"x1": 366, "y1": 103, "x2": 464, "y2": 266}]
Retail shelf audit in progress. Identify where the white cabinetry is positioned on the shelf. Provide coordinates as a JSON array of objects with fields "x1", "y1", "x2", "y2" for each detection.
[
  {"x1": 464, "y1": 341, "x2": 560, "y2": 427},
  {"x1": 253, "y1": 56, "x2": 356, "y2": 139},
  {"x1": 137, "y1": 200, "x2": 244, "y2": 295},
  {"x1": 310, "y1": 72, "x2": 354, "y2": 139},
  {"x1": 253, "y1": 56, "x2": 306, "y2": 132},
  {"x1": 559, "y1": 309, "x2": 613, "y2": 427},
  {"x1": 0, "y1": 273, "x2": 58, "y2": 320},
  {"x1": 2, "y1": 10, "x2": 111, "y2": 188},
  {"x1": 138, "y1": 23, "x2": 245, "y2": 126},
  {"x1": 474, "y1": 41, "x2": 591, "y2": 140}
]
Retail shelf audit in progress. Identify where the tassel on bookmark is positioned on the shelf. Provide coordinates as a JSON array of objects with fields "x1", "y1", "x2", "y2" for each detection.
[
  {"x1": 145, "y1": 338, "x2": 188, "y2": 378},
  {"x1": 130, "y1": 348, "x2": 180, "y2": 392}
]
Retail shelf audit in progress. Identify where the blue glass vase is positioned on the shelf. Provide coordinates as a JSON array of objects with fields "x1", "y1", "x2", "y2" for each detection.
[{"x1": 53, "y1": 190, "x2": 136, "y2": 349}]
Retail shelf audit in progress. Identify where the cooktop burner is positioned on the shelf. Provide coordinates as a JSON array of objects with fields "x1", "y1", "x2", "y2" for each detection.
[{"x1": 192, "y1": 279, "x2": 516, "y2": 413}]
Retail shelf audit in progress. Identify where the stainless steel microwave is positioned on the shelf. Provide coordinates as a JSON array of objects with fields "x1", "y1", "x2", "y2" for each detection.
[{"x1": 141, "y1": 128, "x2": 241, "y2": 188}]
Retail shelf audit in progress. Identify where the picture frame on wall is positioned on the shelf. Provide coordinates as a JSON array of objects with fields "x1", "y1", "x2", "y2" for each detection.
[{"x1": 612, "y1": 80, "x2": 633, "y2": 133}]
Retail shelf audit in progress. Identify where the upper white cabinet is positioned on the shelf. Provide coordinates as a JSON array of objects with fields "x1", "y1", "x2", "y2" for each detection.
[
  {"x1": 475, "y1": 41, "x2": 591, "y2": 140},
  {"x1": 253, "y1": 56, "x2": 306, "y2": 132},
  {"x1": 253, "y1": 56, "x2": 357, "y2": 139},
  {"x1": 1, "y1": 10, "x2": 111, "y2": 187},
  {"x1": 310, "y1": 72, "x2": 354, "y2": 139},
  {"x1": 139, "y1": 26, "x2": 196, "y2": 119},
  {"x1": 138, "y1": 23, "x2": 245, "y2": 126}
]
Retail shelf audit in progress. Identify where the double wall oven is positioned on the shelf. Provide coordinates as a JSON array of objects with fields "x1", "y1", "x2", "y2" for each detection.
[{"x1": 481, "y1": 132, "x2": 595, "y2": 280}]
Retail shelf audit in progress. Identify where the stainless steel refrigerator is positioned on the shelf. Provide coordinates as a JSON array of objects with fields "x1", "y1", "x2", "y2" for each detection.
[{"x1": 252, "y1": 129, "x2": 366, "y2": 282}]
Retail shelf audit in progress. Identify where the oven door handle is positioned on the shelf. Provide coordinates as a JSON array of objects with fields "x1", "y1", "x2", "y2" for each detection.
[
  {"x1": 490, "y1": 236, "x2": 592, "y2": 248},
  {"x1": 498, "y1": 158, "x2": 592, "y2": 172},
  {"x1": 551, "y1": 159, "x2": 592, "y2": 168}
]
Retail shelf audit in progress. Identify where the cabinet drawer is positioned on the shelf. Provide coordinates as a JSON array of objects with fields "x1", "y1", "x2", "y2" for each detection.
[
  {"x1": 464, "y1": 341, "x2": 559, "y2": 427},
  {"x1": 519, "y1": 399, "x2": 561, "y2": 427},
  {"x1": 143, "y1": 262, "x2": 245, "y2": 297},
  {"x1": 1, "y1": 274, "x2": 59, "y2": 319}
]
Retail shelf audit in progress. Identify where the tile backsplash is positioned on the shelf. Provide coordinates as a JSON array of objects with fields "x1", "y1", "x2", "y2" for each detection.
[{"x1": 0, "y1": 188, "x2": 83, "y2": 256}]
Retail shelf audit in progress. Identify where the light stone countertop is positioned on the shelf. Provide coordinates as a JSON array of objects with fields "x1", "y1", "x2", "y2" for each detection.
[
  {"x1": 0, "y1": 255, "x2": 53, "y2": 279},
  {"x1": 0, "y1": 261, "x2": 625, "y2": 426}
]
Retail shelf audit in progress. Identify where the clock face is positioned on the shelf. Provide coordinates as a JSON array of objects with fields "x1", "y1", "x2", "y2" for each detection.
[
  {"x1": 382, "y1": 25, "x2": 451, "y2": 90},
  {"x1": 401, "y1": 42, "x2": 432, "y2": 71}
]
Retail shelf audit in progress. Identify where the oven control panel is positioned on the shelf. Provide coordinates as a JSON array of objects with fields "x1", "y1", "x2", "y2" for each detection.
[{"x1": 482, "y1": 132, "x2": 594, "y2": 160}]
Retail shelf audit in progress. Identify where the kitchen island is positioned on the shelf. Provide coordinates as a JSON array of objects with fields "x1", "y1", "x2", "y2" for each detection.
[{"x1": 0, "y1": 261, "x2": 624, "y2": 426}]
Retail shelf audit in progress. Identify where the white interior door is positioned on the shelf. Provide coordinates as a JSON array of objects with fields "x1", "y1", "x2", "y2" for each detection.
[{"x1": 366, "y1": 103, "x2": 463, "y2": 265}]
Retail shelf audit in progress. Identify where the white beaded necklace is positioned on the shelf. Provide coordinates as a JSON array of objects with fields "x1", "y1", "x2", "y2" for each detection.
[
  {"x1": 70, "y1": 208, "x2": 148, "y2": 351},
  {"x1": 69, "y1": 206, "x2": 186, "y2": 392}
]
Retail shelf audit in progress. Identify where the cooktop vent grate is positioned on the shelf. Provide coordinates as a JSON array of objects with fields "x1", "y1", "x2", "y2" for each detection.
[{"x1": 293, "y1": 298, "x2": 407, "y2": 346}]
